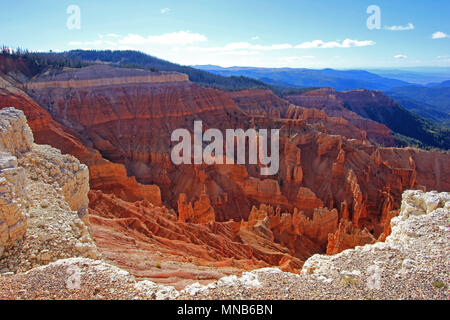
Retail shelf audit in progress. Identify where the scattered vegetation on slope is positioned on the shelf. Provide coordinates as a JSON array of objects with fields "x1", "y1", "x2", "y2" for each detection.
[{"x1": 0, "y1": 47, "x2": 87, "y2": 78}]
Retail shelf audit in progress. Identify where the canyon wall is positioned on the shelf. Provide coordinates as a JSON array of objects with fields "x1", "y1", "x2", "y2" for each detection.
[{"x1": 1, "y1": 63, "x2": 448, "y2": 279}]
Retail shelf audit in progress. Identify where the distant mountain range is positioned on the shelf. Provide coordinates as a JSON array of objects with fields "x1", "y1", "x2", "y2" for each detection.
[
  {"x1": 366, "y1": 68, "x2": 450, "y2": 85},
  {"x1": 195, "y1": 65, "x2": 450, "y2": 126},
  {"x1": 386, "y1": 81, "x2": 450, "y2": 126},
  {"x1": 194, "y1": 65, "x2": 412, "y2": 91}
]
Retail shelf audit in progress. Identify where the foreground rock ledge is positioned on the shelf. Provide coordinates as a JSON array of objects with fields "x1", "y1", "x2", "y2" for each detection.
[{"x1": 0, "y1": 190, "x2": 448, "y2": 300}]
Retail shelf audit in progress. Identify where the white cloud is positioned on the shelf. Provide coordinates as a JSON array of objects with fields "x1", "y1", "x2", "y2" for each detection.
[
  {"x1": 160, "y1": 8, "x2": 170, "y2": 14},
  {"x1": 103, "y1": 41, "x2": 117, "y2": 46},
  {"x1": 68, "y1": 40, "x2": 103, "y2": 46},
  {"x1": 190, "y1": 39, "x2": 374, "y2": 53},
  {"x1": 252, "y1": 36, "x2": 260, "y2": 40},
  {"x1": 280, "y1": 56, "x2": 315, "y2": 63},
  {"x1": 68, "y1": 41, "x2": 83, "y2": 46},
  {"x1": 295, "y1": 39, "x2": 375, "y2": 49},
  {"x1": 119, "y1": 31, "x2": 207, "y2": 46},
  {"x1": 394, "y1": 54, "x2": 408, "y2": 59},
  {"x1": 385, "y1": 23, "x2": 414, "y2": 31},
  {"x1": 221, "y1": 50, "x2": 260, "y2": 56},
  {"x1": 432, "y1": 31, "x2": 449, "y2": 39},
  {"x1": 186, "y1": 42, "x2": 292, "y2": 53}
]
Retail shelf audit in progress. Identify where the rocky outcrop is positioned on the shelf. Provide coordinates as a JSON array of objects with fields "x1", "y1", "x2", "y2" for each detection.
[
  {"x1": 326, "y1": 220, "x2": 376, "y2": 255},
  {"x1": 243, "y1": 204, "x2": 338, "y2": 261},
  {"x1": 0, "y1": 108, "x2": 32, "y2": 255},
  {"x1": 0, "y1": 108, "x2": 98, "y2": 272},
  {"x1": 19, "y1": 145, "x2": 90, "y2": 215},
  {"x1": 300, "y1": 190, "x2": 449, "y2": 299},
  {"x1": 178, "y1": 186, "x2": 215, "y2": 223}
]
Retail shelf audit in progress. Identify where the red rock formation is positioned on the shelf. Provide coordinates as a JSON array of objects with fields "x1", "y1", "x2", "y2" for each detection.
[
  {"x1": 88, "y1": 190, "x2": 306, "y2": 287},
  {"x1": 294, "y1": 187, "x2": 324, "y2": 215},
  {"x1": 326, "y1": 220, "x2": 376, "y2": 255},
  {"x1": 177, "y1": 185, "x2": 215, "y2": 223},
  {"x1": 242, "y1": 204, "x2": 337, "y2": 261},
  {"x1": 227, "y1": 89, "x2": 290, "y2": 117}
]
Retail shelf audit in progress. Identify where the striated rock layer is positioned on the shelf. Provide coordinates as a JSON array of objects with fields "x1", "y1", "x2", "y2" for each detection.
[{"x1": 0, "y1": 70, "x2": 162, "y2": 205}]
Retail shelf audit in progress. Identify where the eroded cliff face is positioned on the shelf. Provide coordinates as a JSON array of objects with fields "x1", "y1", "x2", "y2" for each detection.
[
  {"x1": 0, "y1": 108, "x2": 98, "y2": 272},
  {"x1": 286, "y1": 88, "x2": 398, "y2": 146},
  {"x1": 1, "y1": 63, "x2": 448, "y2": 279},
  {"x1": 0, "y1": 108, "x2": 30, "y2": 254},
  {"x1": 0, "y1": 70, "x2": 162, "y2": 205}
]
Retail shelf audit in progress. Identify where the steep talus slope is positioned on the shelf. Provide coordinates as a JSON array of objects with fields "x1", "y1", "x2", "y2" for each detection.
[{"x1": 88, "y1": 191, "x2": 307, "y2": 289}]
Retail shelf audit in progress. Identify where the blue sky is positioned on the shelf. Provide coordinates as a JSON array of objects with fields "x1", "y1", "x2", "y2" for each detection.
[{"x1": 1, "y1": 0, "x2": 449, "y2": 68}]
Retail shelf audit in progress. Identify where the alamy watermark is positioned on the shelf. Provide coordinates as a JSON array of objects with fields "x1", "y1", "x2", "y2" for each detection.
[
  {"x1": 67, "y1": 5, "x2": 81, "y2": 30},
  {"x1": 366, "y1": 265, "x2": 382, "y2": 290},
  {"x1": 171, "y1": 121, "x2": 280, "y2": 176},
  {"x1": 66, "y1": 265, "x2": 81, "y2": 290},
  {"x1": 366, "y1": 5, "x2": 381, "y2": 30}
]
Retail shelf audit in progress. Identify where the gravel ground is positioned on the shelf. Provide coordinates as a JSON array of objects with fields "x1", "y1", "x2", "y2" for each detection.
[{"x1": 0, "y1": 258, "x2": 162, "y2": 300}]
